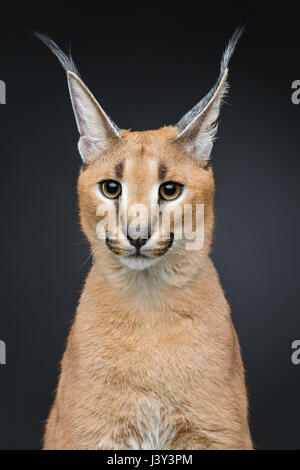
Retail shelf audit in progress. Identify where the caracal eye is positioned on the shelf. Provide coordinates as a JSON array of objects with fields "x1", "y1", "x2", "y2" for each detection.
[
  {"x1": 100, "y1": 180, "x2": 122, "y2": 199},
  {"x1": 159, "y1": 182, "x2": 182, "y2": 201}
]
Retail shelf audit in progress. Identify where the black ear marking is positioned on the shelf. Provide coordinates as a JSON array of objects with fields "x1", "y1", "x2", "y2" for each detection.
[
  {"x1": 80, "y1": 161, "x2": 89, "y2": 172},
  {"x1": 201, "y1": 160, "x2": 211, "y2": 170}
]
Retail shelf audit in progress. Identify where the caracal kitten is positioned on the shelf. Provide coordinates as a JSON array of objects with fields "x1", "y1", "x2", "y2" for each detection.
[{"x1": 36, "y1": 28, "x2": 252, "y2": 450}]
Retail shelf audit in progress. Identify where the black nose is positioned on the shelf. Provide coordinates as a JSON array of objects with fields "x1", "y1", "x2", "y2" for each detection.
[{"x1": 127, "y1": 235, "x2": 147, "y2": 251}]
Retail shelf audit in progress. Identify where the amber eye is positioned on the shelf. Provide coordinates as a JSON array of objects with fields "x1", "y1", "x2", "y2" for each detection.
[
  {"x1": 101, "y1": 180, "x2": 122, "y2": 199},
  {"x1": 159, "y1": 182, "x2": 182, "y2": 201}
]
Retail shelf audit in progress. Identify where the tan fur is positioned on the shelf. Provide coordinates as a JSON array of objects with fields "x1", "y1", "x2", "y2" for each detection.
[{"x1": 44, "y1": 126, "x2": 252, "y2": 450}]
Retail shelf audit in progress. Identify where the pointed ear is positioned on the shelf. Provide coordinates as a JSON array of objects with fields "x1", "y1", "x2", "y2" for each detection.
[
  {"x1": 34, "y1": 33, "x2": 121, "y2": 163},
  {"x1": 174, "y1": 27, "x2": 244, "y2": 162},
  {"x1": 67, "y1": 72, "x2": 121, "y2": 162},
  {"x1": 175, "y1": 72, "x2": 228, "y2": 160}
]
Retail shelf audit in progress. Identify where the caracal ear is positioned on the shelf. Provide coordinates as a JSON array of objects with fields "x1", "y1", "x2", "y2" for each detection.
[
  {"x1": 174, "y1": 27, "x2": 244, "y2": 162},
  {"x1": 34, "y1": 33, "x2": 121, "y2": 163},
  {"x1": 67, "y1": 72, "x2": 121, "y2": 162}
]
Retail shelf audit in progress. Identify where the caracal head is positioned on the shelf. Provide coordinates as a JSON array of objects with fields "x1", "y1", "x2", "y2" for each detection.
[{"x1": 35, "y1": 28, "x2": 243, "y2": 270}]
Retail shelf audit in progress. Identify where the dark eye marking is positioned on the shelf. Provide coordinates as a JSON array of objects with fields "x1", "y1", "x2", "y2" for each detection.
[
  {"x1": 158, "y1": 163, "x2": 167, "y2": 180},
  {"x1": 115, "y1": 161, "x2": 124, "y2": 179}
]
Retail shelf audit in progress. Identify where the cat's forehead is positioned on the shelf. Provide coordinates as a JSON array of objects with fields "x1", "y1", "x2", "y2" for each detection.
[
  {"x1": 107, "y1": 126, "x2": 186, "y2": 166},
  {"x1": 118, "y1": 126, "x2": 179, "y2": 159},
  {"x1": 86, "y1": 125, "x2": 200, "y2": 183},
  {"x1": 120, "y1": 126, "x2": 179, "y2": 142}
]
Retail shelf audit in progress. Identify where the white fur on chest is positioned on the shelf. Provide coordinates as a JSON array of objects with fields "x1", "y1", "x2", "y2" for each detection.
[
  {"x1": 129, "y1": 405, "x2": 175, "y2": 450},
  {"x1": 98, "y1": 401, "x2": 176, "y2": 450}
]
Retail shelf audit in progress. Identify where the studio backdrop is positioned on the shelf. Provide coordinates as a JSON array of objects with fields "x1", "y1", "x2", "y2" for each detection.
[{"x1": 0, "y1": 1, "x2": 299, "y2": 450}]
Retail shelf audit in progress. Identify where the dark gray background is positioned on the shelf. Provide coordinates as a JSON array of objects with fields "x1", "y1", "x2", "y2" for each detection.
[{"x1": 0, "y1": 1, "x2": 299, "y2": 450}]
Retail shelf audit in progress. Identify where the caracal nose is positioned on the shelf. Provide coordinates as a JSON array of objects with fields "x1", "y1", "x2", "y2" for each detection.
[
  {"x1": 127, "y1": 236, "x2": 148, "y2": 250},
  {"x1": 127, "y1": 225, "x2": 151, "y2": 251}
]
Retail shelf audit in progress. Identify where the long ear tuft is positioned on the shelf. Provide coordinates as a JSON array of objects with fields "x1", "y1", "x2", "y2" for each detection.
[
  {"x1": 33, "y1": 32, "x2": 79, "y2": 75},
  {"x1": 175, "y1": 26, "x2": 244, "y2": 161},
  {"x1": 34, "y1": 33, "x2": 121, "y2": 163}
]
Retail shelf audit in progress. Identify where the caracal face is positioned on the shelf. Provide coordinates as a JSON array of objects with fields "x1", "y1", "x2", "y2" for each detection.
[{"x1": 78, "y1": 127, "x2": 214, "y2": 271}]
